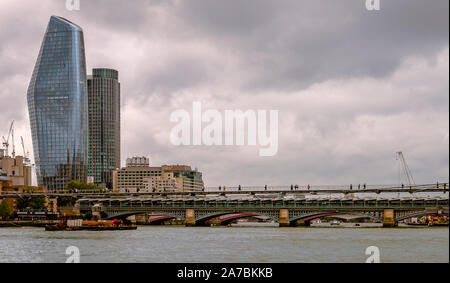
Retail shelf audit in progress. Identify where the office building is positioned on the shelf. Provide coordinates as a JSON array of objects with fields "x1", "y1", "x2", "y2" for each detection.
[
  {"x1": 113, "y1": 157, "x2": 204, "y2": 193},
  {"x1": 87, "y1": 68, "x2": 121, "y2": 189}
]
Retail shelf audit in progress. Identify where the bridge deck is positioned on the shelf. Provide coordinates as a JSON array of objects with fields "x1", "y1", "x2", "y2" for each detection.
[
  {"x1": 78, "y1": 196, "x2": 449, "y2": 211},
  {"x1": 1, "y1": 183, "x2": 448, "y2": 199}
]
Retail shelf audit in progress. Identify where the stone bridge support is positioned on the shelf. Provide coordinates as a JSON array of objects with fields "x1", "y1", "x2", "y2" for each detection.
[
  {"x1": 279, "y1": 209, "x2": 291, "y2": 227},
  {"x1": 295, "y1": 220, "x2": 311, "y2": 227},
  {"x1": 185, "y1": 209, "x2": 196, "y2": 227},
  {"x1": 383, "y1": 209, "x2": 397, "y2": 228}
]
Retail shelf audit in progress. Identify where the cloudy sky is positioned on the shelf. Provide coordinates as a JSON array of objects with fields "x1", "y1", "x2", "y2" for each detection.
[{"x1": 0, "y1": 0, "x2": 448, "y2": 187}]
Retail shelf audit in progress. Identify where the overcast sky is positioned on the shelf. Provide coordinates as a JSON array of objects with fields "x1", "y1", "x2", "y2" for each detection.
[{"x1": 0, "y1": 0, "x2": 448, "y2": 187}]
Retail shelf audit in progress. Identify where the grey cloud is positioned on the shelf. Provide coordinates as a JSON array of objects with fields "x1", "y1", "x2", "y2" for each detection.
[{"x1": 0, "y1": 0, "x2": 448, "y2": 186}]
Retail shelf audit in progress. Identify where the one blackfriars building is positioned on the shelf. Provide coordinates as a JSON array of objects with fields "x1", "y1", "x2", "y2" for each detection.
[
  {"x1": 87, "y1": 68, "x2": 121, "y2": 189},
  {"x1": 27, "y1": 16, "x2": 88, "y2": 191}
]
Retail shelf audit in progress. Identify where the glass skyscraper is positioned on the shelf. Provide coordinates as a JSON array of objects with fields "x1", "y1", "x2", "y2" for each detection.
[
  {"x1": 27, "y1": 16, "x2": 88, "y2": 191},
  {"x1": 87, "y1": 68, "x2": 121, "y2": 189}
]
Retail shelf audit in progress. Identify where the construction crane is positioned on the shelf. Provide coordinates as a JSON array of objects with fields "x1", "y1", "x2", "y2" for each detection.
[
  {"x1": 1, "y1": 120, "x2": 15, "y2": 158},
  {"x1": 396, "y1": 151, "x2": 416, "y2": 187},
  {"x1": 20, "y1": 136, "x2": 31, "y2": 165},
  {"x1": 20, "y1": 136, "x2": 29, "y2": 158}
]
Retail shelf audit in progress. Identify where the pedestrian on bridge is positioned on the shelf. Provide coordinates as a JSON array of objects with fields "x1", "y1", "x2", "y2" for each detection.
[
  {"x1": 307, "y1": 184, "x2": 311, "y2": 191},
  {"x1": 350, "y1": 184, "x2": 353, "y2": 190}
]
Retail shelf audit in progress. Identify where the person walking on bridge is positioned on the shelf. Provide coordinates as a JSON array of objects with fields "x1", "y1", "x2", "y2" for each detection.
[{"x1": 307, "y1": 184, "x2": 311, "y2": 191}]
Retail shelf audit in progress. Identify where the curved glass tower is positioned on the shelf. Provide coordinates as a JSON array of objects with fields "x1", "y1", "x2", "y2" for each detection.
[{"x1": 27, "y1": 16, "x2": 88, "y2": 191}]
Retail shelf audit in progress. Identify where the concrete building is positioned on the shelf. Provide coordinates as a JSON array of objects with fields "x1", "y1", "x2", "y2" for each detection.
[
  {"x1": 0, "y1": 155, "x2": 32, "y2": 187},
  {"x1": 0, "y1": 181, "x2": 48, "y2": 213},
  {"x1": 87, "y1": 68, "x2": 121, "y2": 190},
  {"x1": 0, "y1": 169, "x2": 12, "y2": 192},
  {"x1": 113, "y1": 157, "x2": 204, "y2": 193},
  {"x1": 146, "y1": 165, "x2": 204, "y2": 193},
  {"x1": 0, "y1": 156, "x2": 55, "y2": 216}
]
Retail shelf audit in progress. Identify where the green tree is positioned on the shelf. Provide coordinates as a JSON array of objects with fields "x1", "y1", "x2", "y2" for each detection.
[
  {"x1": 65, "y1": 181, "x2": 104, "y2": 192},
  {"x1": 16, "y1": 196, "x2": 47, "y2": 210},
  {"x1": 0, "y1": 201, "x2": 13, "y2": 219},
  {"x1": 57, "y1": 196, "x2": 77, "y2": 207},
  {"x1": 83, "y1": 211, "x2": 93, "y2": 220}
]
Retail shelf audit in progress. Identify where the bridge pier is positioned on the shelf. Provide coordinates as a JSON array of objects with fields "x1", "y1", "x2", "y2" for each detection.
[
  {"x1": 383, "y1": 209, "x2": 398, "y2": 228},
  {"x1": 279, "y1": 209, "x2": 291, "y2": 227},
  {"x1": 294, "y1": 220, "x2": 311, "y2": 227},
  {"x1": 185, "y1": 209, "x2": 196, "y2": 227}
]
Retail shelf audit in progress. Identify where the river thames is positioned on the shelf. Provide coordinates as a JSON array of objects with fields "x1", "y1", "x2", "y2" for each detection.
[{"x1": 0, "y1": 226, "x2": 448, "y2": 263}]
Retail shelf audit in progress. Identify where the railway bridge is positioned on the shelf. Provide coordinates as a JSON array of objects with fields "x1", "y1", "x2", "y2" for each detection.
[{"x1": 78, "y1": 195, "x2": 449, "y2": 228}]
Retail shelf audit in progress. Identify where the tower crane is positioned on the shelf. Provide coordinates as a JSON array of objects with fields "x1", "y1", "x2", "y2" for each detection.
[
  {"x1": 396, "y1": 151, "x2": 416, "y2": 187},
  {"x1": 1, "y1": 120, "x2": 15, "y2": 158}
]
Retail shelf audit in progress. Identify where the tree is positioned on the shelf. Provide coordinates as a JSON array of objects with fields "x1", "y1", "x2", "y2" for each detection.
[
  {"x1": 83, "y1": 211, "x2": 93, "y2": 220},
  {"x1": 0, "y1": 201, "x2": 13, "y2": 219},
  {"x1": 57, "y1": 196, "x2": 77, "y2": 207},
  {"x1": 65, "y1": 181, "x2": 104, "y2": 192},
  {"x1": 16, "y1": 196, "x2": 46, "y2": 210}
]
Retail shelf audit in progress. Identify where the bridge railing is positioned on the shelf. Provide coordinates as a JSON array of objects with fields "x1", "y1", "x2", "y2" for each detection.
[
  {"x1": 1, "y1": 183, "x2": 447, "y2": 198},
  {"x1": 204, "y1": 183, "x2": 448, "y2": 192}
]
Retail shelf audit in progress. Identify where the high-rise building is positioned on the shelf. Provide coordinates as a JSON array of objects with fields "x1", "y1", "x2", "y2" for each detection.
[
  {"x1": 87, "y1": 68, "x2": 121, "y2": 189},
  {"x1": 27, "y1": 16, "x2": 88, "y2": 191}
]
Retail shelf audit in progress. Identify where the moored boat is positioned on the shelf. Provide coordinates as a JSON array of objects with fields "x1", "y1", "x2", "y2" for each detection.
[{"x1": 45, "y1": 219, "x2": 137, "y2": 231}]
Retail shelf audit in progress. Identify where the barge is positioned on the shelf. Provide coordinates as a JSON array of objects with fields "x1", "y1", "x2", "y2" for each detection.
[{"x1": 45, "y1": 219, "x2": 137, "y2": 231}]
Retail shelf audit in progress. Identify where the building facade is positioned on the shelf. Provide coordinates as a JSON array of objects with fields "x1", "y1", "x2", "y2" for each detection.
[
  {"x1": 0, "y1": 155, "x2": 32, "y2": 187},
  {"x1": 27, "y1": 16, "x2": 88, "y2": 191},
  {"x1": 113, "y1": 157, "x2": 204, "y2": 193},
  {"x1": 0, "y1": 168, "x2": 50, "y2": 215},
  {"x1": 87, "y1": 68, "x2": 121, "y2": 189}
]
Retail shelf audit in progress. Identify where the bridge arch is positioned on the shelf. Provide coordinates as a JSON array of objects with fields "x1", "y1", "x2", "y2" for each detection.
[
  {"x1": 212, "y1": 214, "x2": 262, "y2": 225},
  {"x1": 105, "y1": 211, "x2": 186, "y2": 221},
  {"x1": 147, "y1": 215, "x2": 177, "y2": 225},
  {"x1": 395, "y1": 210, "x2": 449, "y2": 222},
  {"x1": 195, "y1": 211, "x2": 279, "y2": 226},
  {"x1": 289, "y1": 211, "x2": 382, "y2": 225}
]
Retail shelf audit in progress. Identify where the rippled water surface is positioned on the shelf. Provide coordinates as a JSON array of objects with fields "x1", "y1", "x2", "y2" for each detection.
[{"x1": 0, "y1": 227, "x2": 448, "y2": 263}]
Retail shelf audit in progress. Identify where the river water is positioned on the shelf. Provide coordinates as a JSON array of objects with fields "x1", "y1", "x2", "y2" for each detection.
[{"x1": 0, "y1": 226, "x2": 448, "y2": 263}]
